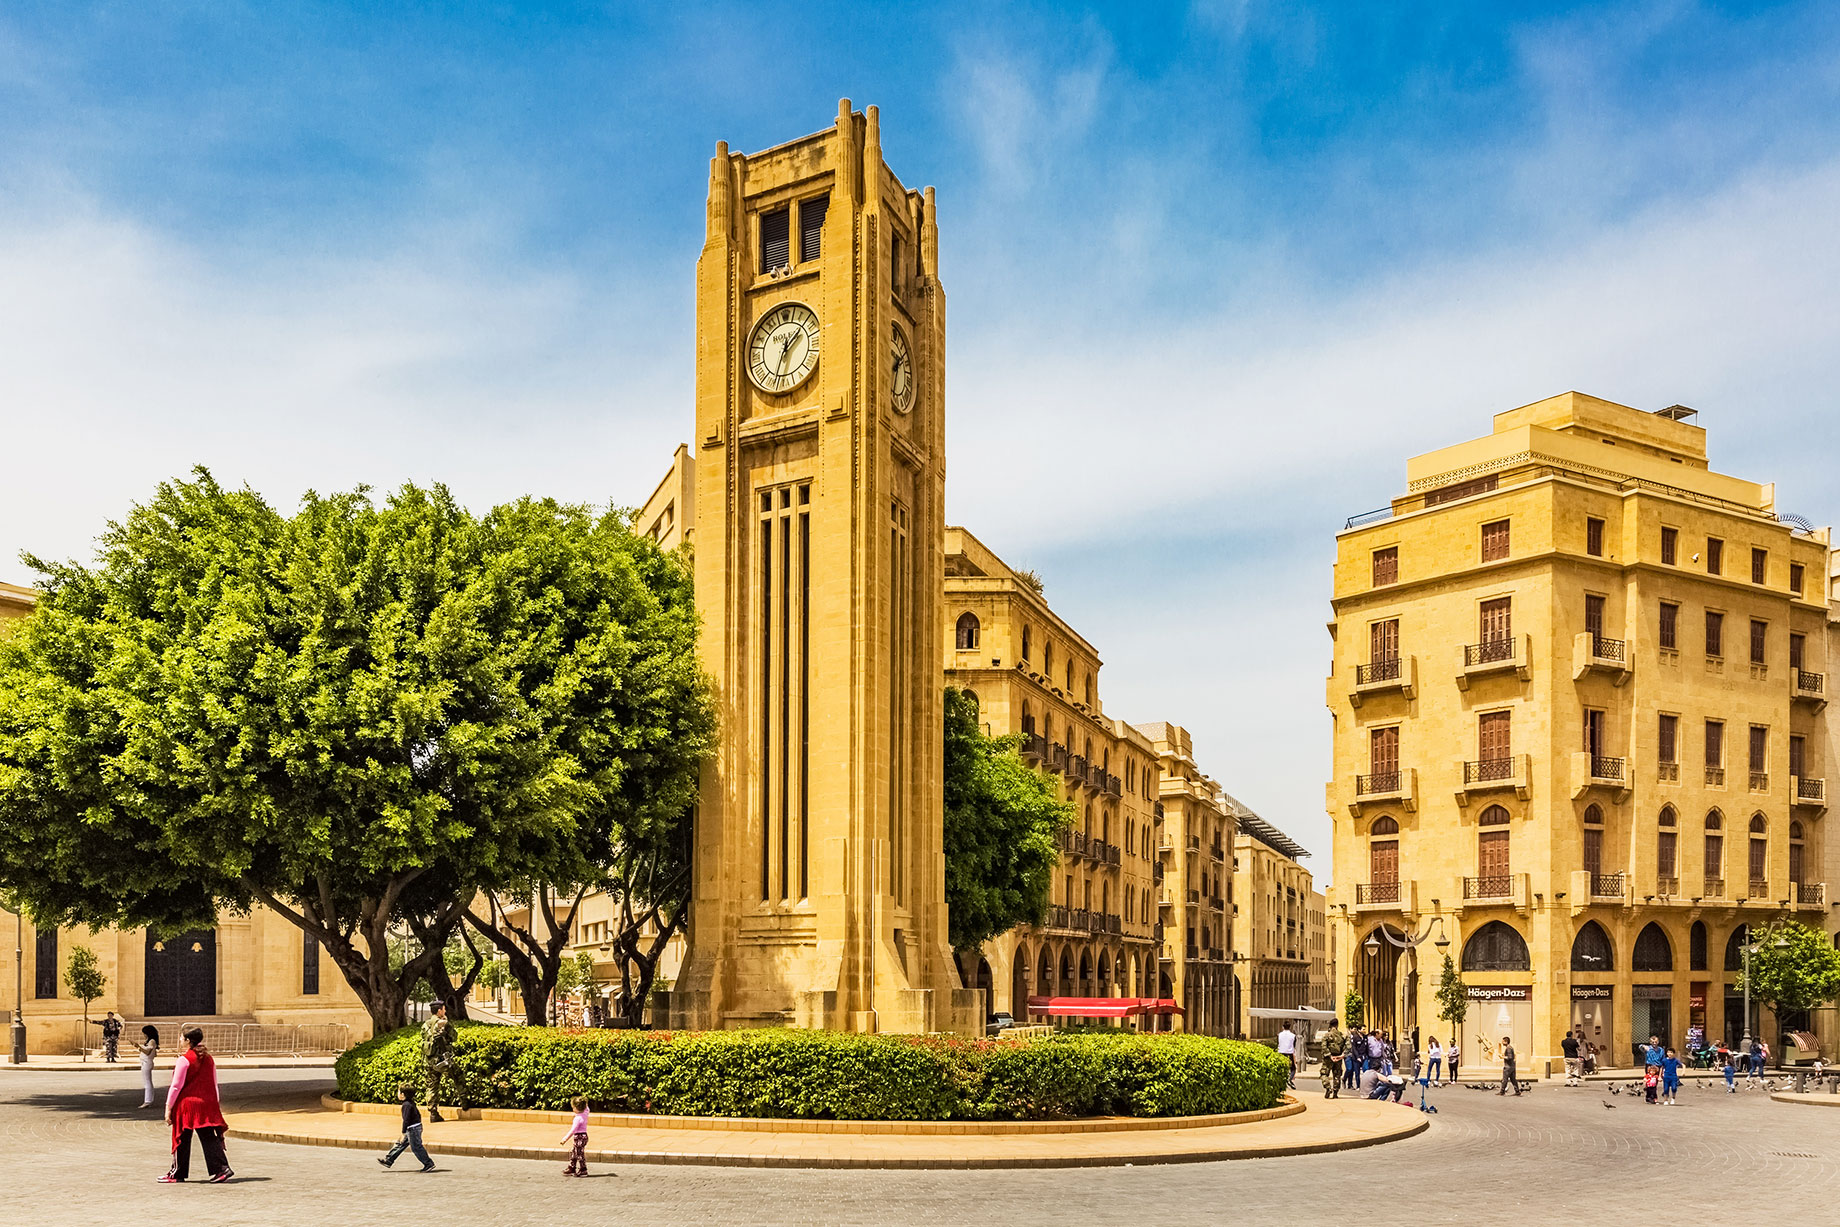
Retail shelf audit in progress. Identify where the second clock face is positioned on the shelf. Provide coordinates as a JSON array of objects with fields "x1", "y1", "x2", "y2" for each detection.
[
  {"x1": 747, "y1": 302, "x2": 820, "y2": 395},
  {"x1": 890, "y1": 325, "x2": 914, "y2": 414}
]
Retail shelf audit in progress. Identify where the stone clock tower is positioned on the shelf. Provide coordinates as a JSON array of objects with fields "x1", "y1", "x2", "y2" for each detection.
[{"x1": 670, "y1": 101, "x2": 978, "y2": 1035}]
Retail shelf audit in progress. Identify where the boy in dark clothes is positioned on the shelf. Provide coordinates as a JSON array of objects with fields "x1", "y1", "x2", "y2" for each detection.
[{"x1": 379, "y1": 1083, "x2": 436, "y2": 1172}]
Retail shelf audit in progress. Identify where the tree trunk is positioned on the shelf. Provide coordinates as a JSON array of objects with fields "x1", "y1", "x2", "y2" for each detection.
[{"x1": 462, "y1": 886, "x2": 583, "y2": 1029}]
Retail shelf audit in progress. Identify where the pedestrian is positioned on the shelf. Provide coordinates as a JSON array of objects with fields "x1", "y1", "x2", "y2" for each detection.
[
  {"x1": 1661, "y1": 1047, "x2": 1682, "y2": 1105},
  {"x1": 1277, "y1": 1022, "x2": 1298, "y2": 1088},
  {"x1": 97, "y1": 1011, "x2": 123, "y2": 1063},
  {"x1": 1426, "y1": 1036, "x2": 1443, "y2": 1086},
  {"x1": 1561, "y1": 1030, "x2": 1581, "y2": 1086},
  {"x1": 378, "y1": 1082, "x2": 436, "y2": 1172},
  {"x1": 137, "y1": 1025, "x2": 160, "y2": 1109},
  {"x1": 1643, "y1": 1063, "x2": 1660, "y2": 1104},
  {"x1": 1722, "y1": 1051, "x2": 1737, "y2": 1093},
  {"x1": 1448, "y1": 1037, "x2": 1460, "y2": 1084},
  {"x1": 1583, "y1": 1041, "x2": 1598, "y2": 1076},
  {"x1": 561, "y1": 1096, "x2": 590, "y2": 1177},
  {"x1": 1367, "y1": 1029, "x2": 1385, "y2": 1074},
  {"x1": 1738, "y1": 1034, "x2": 1753, "y2": 1074},
  {"x1": 159, "y1": 1027, "x2": 231, "y2": 1184},
  {"x1": 1319, "y1": 1047, "x2": 1341, "y2": 1099},
  {"x1": 1756, "y1": 1039, "x2": 1771, "y2": 1074},
  {"x1": 1497, "y1": 1035, "x2": 1519, "y2": 1096},
  {"x1": 422, "y1": 1001, "x2": 465, "y2": 1122},
  {"x1": 1320, "y1": 1019, "x2": 1346, "y2": 1091},
  {"x1": 1644, "y1": 1034, "x2": 1664, "y2": 1069},
  {"x1": 1343, "y1": 1028, "x2": 1361, "y2": 1088}
]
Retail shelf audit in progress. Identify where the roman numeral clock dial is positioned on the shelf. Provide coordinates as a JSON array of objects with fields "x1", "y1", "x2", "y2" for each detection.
[
  {"x1": 889, "y1": 324, "x2": 914, "y2": 414},
  {"x1": 746, "y1": 302, "x2": 820, "y2": 395}
]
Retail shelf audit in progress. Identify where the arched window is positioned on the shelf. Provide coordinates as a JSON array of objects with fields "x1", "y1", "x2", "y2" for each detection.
[
  {"x1": 1749, "y1": 814, "x2": 1768, "y2": 891},
  {"x1": 1084, "y1": 675, "x2": 1093, "y2": 706},
  {"x1": 1476, "y1": 805, "x2": 1510, "y2": 884},
  {"x1": 1658, "y1": 806, "x2": 1678, "y2": 885},
  {"x1": 1065, "y1": 660, "x2": 1074, "y2": 690},
  {"x1": 1633, "y1": 922, "x2": 1673, "y2": 971},
  {"x1": 1479, "y1": 805, "x2": 1511, "y2": 824},
  {"x1": 1690, "y1": 920, "x2": 1708, "y2": 971},
  {"x1": 1725, "y1": 925, "x2": 1751, "y2": 972},
  {"x1": 1022, "y1": 627, "x2": 1032, "y2": 661},
  {"x1": 1571, "y1": 921, "x2": 1613, "y2": 971},
  {"x1": 1083, "y1": 803, "x2": 1092, "y2": 836},
  {"x1": 1463, "y1": 921, "x2": 1530, "y2": 972},
  {"x1": 1705, "y1": 809, "x2": 1724, "y2": 887},
  {"x1": 1084, "y1": 738, "x2": 1093, "y2": 762},
  {"x1": 1582, "y1": 805, "x2": 1604, "y2": 877},
  {"x1": 1044, "y1": 643, "x2": 1054, "y2": 679},
  {"x1": 1021, "y1": 702, "x2": 1034, "y2": 735},
  {"x1": 955, "y1": 611, "x2": 980, "y2": 650},
  {"x1": 1791, "y1": 820, "x2": 1806, "y2": 886},
  {"x1": 1370, "y1": 815, "x2": 1399, "y2": 835}
]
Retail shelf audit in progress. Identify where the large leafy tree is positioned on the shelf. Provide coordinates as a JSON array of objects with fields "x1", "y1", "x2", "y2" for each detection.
[
  {"x1": 0, "y1": 471, "x2": 713, "y2": 1035},
  {"x1": 941, "y1": 687, "x2": 1074, "y2": 952},
  {"x1": 1732, "y1": 920, "x2": 1840, "y2": 1032}
]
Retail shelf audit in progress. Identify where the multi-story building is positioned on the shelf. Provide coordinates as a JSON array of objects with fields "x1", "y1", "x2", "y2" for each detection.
[
  {"x1": 1328, "y1": 392, "x2": 1832, "y2": 1071},
  {"x1": 0, "y1": 580, "x2": 368, "y2": 1054},
  {"x1": 1307, "y1": 888, "x2": 1332, "y2": 1020},
  {"x1": 943, "y1": 528, "x2": 1166, "y2": 1025},
  {"x1": 1139, "y1": 723, "x2": 1236, "y2": 1035},
  {"x1": 1228, "y1": 799, "x2": 1318, "y2": 1040}
]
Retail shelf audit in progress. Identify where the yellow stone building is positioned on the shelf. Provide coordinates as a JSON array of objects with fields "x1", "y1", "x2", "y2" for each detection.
[
  {"x1": 0, "y1": 582, "x2": 368, "y2": 1055},
  {"x1": 1142, "y1": 723, "x2": 1237, "y2": 1035},
  {"x1": 940, "y1": 528, "x2": 1173, "y2": 1027},
  {"x1": 1327, "y1": 392, "x2": 1833, "y2": 1072},
  {"x1": 1228, "y1": 801, "x2": 1322, "y2": 1039},
  {"x1": 666, "y1": 101, "x2": 977, "y2": 1034}
]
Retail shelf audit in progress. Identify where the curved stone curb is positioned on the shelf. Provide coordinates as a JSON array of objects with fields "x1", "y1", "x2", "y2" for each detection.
[
  {"x1": 317, "y1": 1092, "x2": 1306, "y2": 1134},
  {"x1": 1771, "y1": 1091, "x2": 1840, "y2": 1106},
  {"x1": 228, "y1": 1095, "x2": 1427, "y2": 1169}
]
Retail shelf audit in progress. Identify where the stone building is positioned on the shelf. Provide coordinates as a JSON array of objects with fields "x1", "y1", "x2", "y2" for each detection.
[
  {"x1": 940, "y1": 527, "x2": 1167, "y2": 1027},
  {"x1": 1227, "y1": 799, "x2": 1319, "y2": 1039},
  {"x1": 1328, "y1": 392, "x2": 1833, "y2": 1071},
  {"x1": 1139, "y1": 723, "x2": 1237, "y2": 1035},
  {"x1": 0, "y1": 582, "x2": 369, "y2": 1055}
]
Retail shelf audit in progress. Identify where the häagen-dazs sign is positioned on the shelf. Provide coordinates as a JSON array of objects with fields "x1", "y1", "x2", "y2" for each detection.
[
  {"x1": 1466, "y1": 985, "x2": 1531, "y2": 1002},
  {"x1": 1571, "y1": 985, "x2": 1613, "y2": 1001}
]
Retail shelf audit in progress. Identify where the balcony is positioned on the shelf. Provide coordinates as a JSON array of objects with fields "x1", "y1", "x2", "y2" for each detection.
[
  {"x1": 1158, "y1": 835, "x2": 1176, "y2": 855},
  {"x1": 1794, "y1": 670, "x2": 1827, "y2": 707},
  {"x1": 1590, "y1": 872, "x2": 1626, "y2": 901},
  {"x1": 1351, "y1": 654, "x2": 1417, "y2": 707},
  {"x1": 1186, "y1": 889, "x2": 1200, "y2": 905},
  {"x1": 1349, "y1": 766, "x2": 1418, "y2": 815},
  {"x1": 1069, "y1": 754, "x2": 1089, "y2": 785},
  {"x1": 1021, "y1": 732, "x2": 1047, "y2": 761},
  {"x1": 1158, "y1": 892, "x2": 1174, "y2": 911},
  {"x1": 1105, "y1": 773, "x2": 1122, "y2": 797},
  {"x1": 1796, "y1": 882, "x2": 1827, "y2": 910},
  {"x1": 1793, "y1": 776, "x2": 1827, "y2": 811},
  {"x1": 1186, "y1": 945, "x2": 1199, "y2": 961},
  {"x1": 1210, "y1": 843, "x2": 1225, "y2": 862},
  {"x1": 1208, "y1": 895, "x2": 1224, "y2": 911},
  {"x1": 1457, "y1": 634, "x2": 1531, "y2": 689},
  {"x1": 1153, "y1": 801, "x2": 1165, "y2": 821},
  {"x1": 1573, "y1": 632, "x2": 1632, "y2": 686},
  {"x1": 1459, "y1": 872, "x2": 1529, "y2": 913},
  {"x1": 1050, "y1": 743, "x2": 1069, "y2": 772},
  {"x1": 1571, "y1": 752, "x2": 1630, "y2": 802},
  {"x1": 1354, "y1": 880, "x2": 1410, "y2": 912},
  {"x1": 1456, "y1": 755, "x2": 1530, "y2": 806},
  {"x1": 1187, "y1": 835, "x2": 1201, "y2": 852},
  {"x1": 1153, "y1": 862, "x2": 1165, "y2": 883}
]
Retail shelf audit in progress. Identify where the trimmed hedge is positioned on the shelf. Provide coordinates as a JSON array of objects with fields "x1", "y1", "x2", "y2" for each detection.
[{"x1": 335, "y1": 1026, "x2": 1290, "y2": 1120}]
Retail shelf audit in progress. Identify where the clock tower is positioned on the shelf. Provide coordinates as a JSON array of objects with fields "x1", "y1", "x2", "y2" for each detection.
[{"x1": 670, "y1": 101, "x2": 978, "y2": 1035}]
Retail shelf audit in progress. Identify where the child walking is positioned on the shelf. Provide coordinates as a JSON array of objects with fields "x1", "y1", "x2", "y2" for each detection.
[
  {"x1": 378, "y1": 1083, "x2": 436, "y2": 1172},
  {"x1": 1722, "y1": 1052, "x2": 1737, "y2": 1093},
  {"x1": 561, "y1": 1097, "x2": 589, "y2": 1177},
  {"x1": 1661, "y1": 1048, "x2": 1682, "y2": 1105},
  {"x1": 1643, "y1": 1063, "x2": 1660, "y2": 1104}
]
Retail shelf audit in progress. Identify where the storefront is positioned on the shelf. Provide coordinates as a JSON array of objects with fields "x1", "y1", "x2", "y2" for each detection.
[
  {"x1": 1459, "y1": 984, "x2": 1532, "y2": 1075},
  {"x1": 1569, "y1": 985, "x2": 1613, "y2": 1059},
  {"x1": 1632, "y1": 984, "x2": 1672, "y2": 1058}
]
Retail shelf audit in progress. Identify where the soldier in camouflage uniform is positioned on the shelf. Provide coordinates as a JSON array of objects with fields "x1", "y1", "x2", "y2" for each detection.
[
  {"x1": 421, "y1": 1002, "x2": 465, "y2": 1122},
  {"x1": 1318, "y1": 1022, "x2": 1346, "y2": 1099}
]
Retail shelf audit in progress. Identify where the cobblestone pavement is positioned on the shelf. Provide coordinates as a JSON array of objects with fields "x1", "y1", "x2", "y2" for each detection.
[{"x1": 5, "y1": 1069, "x2": 1834, "y2": 1226}]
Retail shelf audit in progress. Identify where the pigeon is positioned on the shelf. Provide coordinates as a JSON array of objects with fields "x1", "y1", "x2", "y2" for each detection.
[{"x1": 1603, "y1": 1101, "x2": 1615, "y2": 1109}]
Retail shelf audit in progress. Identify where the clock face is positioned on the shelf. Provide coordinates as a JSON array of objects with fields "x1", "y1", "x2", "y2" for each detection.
[
  {"x1": 747, "y1": 302, "x2": 820, "y2": 395},
  {"x1": 889, "y1": 326, "x2": 915, "y2": 414}
]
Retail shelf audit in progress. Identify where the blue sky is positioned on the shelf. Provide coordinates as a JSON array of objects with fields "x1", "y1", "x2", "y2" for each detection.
[{"x1": 4, "y1": 2, "x2": 1839, "y2": 876}]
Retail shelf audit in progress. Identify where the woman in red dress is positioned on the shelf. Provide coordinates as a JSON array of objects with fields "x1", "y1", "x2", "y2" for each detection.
[{"x1": 160, "y1": 1027, "x2": 232, "y2": 1183}]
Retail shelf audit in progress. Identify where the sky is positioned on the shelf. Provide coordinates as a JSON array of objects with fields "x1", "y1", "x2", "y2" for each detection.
[{"x1": 3, "y1": 1, "x2": 1839, "y2": 880}]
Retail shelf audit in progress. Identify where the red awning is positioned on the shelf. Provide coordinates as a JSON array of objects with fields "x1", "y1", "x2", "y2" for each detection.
[{"x1": 1025, "y1": 996, "x2": 1186, "y2": 1018}]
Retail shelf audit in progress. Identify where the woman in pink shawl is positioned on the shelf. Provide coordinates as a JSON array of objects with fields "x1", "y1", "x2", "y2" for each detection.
[{"x1": 159, "y1": 1027, "x2": 231, "y2": 1183}]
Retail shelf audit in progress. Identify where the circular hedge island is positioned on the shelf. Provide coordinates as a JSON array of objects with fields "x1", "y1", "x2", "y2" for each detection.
[{"x1": 336, "y1": 1026, "x2": 1292, "y2": 1121}]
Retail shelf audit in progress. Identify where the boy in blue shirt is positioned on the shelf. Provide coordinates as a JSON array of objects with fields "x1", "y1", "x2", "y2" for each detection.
[{"x1": 1661, "y1": 1048, "x2": 1683, "y2": 1105}]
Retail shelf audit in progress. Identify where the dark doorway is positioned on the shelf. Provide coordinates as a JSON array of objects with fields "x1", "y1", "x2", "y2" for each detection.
[{"x1": 145, "y1": 929, "x2": 217, "y2": 1017}]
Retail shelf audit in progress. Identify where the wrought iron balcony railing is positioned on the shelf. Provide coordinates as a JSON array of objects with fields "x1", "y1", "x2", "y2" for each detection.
[
  {"x1": 1590, "y1": 872, "x2": 1624, "y2": 898},
  {"x1": 1357, "y1": 657, "x2": 1403, "y2": 685},
  {"x1": 1465, "y1": 638, "x2": 1517, "y2": 667},
  {"x1": 1356, "y1": 881, "x2": 1401, "y2": 905},
  {"x1": 1591, "y1": 635, "x2": 1626, "y2": 663},
  {"x1": 1591, "y1": 756, "x2": 1626, "y2": 782},
  {"x1": 1463, "y1": 875, "x2": 1513, "y2": 900},
  {"x1": 1464, "y1": 758, "x2": 1517, "y2": 784},
  {"x1": 1357, "y1": 771, "x2": 1402, "y2": 795}
]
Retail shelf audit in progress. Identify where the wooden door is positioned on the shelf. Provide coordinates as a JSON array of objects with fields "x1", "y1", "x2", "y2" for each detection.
[
  {"x1": 1370, "y1": 618, "x2": 1399, "y2": 663},
  {"x1": 1478, "y1": 710, "x2": 1512, "y2": 764},
  {"x1": 1790, "y1": 842, "x2": 1805, "y2": 886},
  {"x1": 1371, "y1": 840, "x2": 1399, "y2": 883},
  {"x1": 1583, "y1": 709, "x2": 1605, "y2": 757},
  {"x1": 1583, "y1": 827, "x2": 1602, "y2": 876},
  {"x1": 1480, "y1": 597, "x2": 1512, "y2": 643},
  {"x1": 1478, "y1": 830, "x2": 1510, "y2": 878},
  {"x1": 1370, "y1": 726, "x2": 1398, "y2": 777},
  {"x1": 145, "y1": 929, "x2": 217, "y2": 1018},
  {"x1": 1585, "y1": 594, "x2": 1605, "y2": 638},
  {"x1": 1749, "y1": 837, "x2": 1767, "y2": 883}
]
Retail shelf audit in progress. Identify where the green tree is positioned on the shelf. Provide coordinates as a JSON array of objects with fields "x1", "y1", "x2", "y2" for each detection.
[
  {"x1": 940, "y1": 688, "x2": 1075, "y2": 952},
  {"x1": 1733, "y1": 920, "x2": 1840, "y2": 1041},
  {"x1": 64, "y1": 945, "x2": 107, "y2": 1062},
  {"x1": 0, "y1": 471, "x2": 713, "y2": 1034},
  {"x1": 1342, "y1": 989, "x2": 1364, "y2": 1029},
  {"x1": 1433, "y1": 954, "x2": 1468, "y2": 1032}
]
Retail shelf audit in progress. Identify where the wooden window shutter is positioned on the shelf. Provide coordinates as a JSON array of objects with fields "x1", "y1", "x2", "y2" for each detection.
[
  {"x1": 799, "y1": 195, "x2": 828, "y2": 262},
  {"x1": 759, "y1": 207, "x2": 791, "y2": 272}
]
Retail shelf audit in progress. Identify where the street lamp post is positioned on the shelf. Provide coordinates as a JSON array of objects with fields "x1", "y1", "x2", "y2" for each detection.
[
  {"x1": 11, "y1": 906, "x2": 25, "y2": 1064},
  {"x1": 1364, "y1": 917, "x2": 1452, "y2": 1038}
]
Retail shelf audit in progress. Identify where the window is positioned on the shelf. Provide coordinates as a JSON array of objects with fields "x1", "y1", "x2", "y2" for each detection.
[
  {"x1": 1705, "y1": 720, "x2": 1725, "y2": 768},
  {"x1": 1583, "y1": 707, "x2": 1605, "y2": 758},
  {"x1": 1791, "y1": 820, "x2": 1807, "y2": 886},
  {"x1": 798, "y1": 195, "x2": 828, "y2": 262},
  {"x1": 1462, "y1": 920, "x2": 1529, "y2": 972},
  {"x1": 1586, "y1": 517, "x2": 1605, "y2": 556},
  {"x1": 759, "y1": 207, "x2": 790, "y2": 272},
  {"x1": 1582, "y1": 805, "x2": 1604, "y2": 877},
  {"x1": 1371, "y1": 546, "x2": 1398, "y2": 587},
  {"x1": 1478, "y1": 710, "x2": 1512, "y2": 766},
  {"x1": 1749, "y1": 726, "x2": 1767, "y2": 773},
  {"x1": 1658, "y1": 807, "x2": 1678, "y2": 879},
  {"x1": 1705, "y1": 811, "x2": 1724, "y2": 882},
  {"x1": 1044, "y1": 643, "x2": 1053, "y2": 678},
  {"x1": 1658, "y1": 713, "x2": 1678, "y2": 764},
  {"x1": 1660, "y1": 526, "x2": 1678, "y2": 565},
  {"x1": 1791, "y1": 734, "x2": 1806, "y2": 780},
  {"x1": 1705, "y1": 610, "x2": 1724, "y2": 658},
  {"x1": 1368, "y1": 726, "x2": 1398, "y2": 778},
  {"x1": 1369, "y1": 618, "x2": 1399, "y2": 665},
  {"x1": 1750, "y1": 620, "x2": 1767, "y2": 666},
  {"x1": 1691, "y1": 921, "x2": 1708, "y2": 971},
  {"x1": 891, "y1": 233, "x2": 905, "y2": 293},
  {"x1": 1633, "y1": 922, "x2": 1673, "y2": 971},
  {"x1": 954, "y1": 611, "x2": 979, "y2": 651},
  {"x1": 1790, "y1": 562, "x2": 1805, "y2": 595},
  {"x1": 1790, "y1": 633, "x2": 1806, "y2": 672},
  {"x1": 1752, "y1": 547, "x2": 1768, "y2": 585},
  {"x1": 1065, "y1": 661, "x2": 1074, "y2": 690},
  {"x1": 34, "y1": 927, "x2": 57, "y2": 998},
  {"x1": 1479, "y1": 596, "x2": 1512, "y2": 644},
  {"x1": 1749, "y1": 814, "x2": 1768, "y2": 888},
  {"x1": 1706, "y1": 537, "x2": 1723, "y2": 575},
  {"x1": 302, "y1": 931, "x2": 320, "y2": 996},
  {"x1": 1021, "y1": 627, "x2": 1031, "y2": 661},
  {"x1": 1481, "y1": 519, "x2": 1510, "y2": 562},
  {"x1": 1659, "y1": 601, "x2": 1679, "y2": 650},
  {"x1": 1571, "y1": 920, "x2": 1614, "y2": 971}
]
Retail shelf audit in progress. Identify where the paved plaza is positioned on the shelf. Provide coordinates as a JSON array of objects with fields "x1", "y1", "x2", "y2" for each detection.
[{"x1": 3, "y1": 1068, "x2": 1834, "y2": 1226}]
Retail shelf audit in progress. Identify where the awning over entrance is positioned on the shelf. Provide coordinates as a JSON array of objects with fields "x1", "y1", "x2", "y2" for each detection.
[
  {"x1": 1247, "y1": 1006, "x2": 1339, "y2": 1022},
  {"x1": 1025, "y1": 996, "x2": 1185, "y2": 1018}
]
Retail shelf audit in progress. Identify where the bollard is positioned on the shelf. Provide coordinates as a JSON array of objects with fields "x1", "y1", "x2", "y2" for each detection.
[{"x1": 1794, "y1": 1072, "x2": 1807, "y2": 1093}]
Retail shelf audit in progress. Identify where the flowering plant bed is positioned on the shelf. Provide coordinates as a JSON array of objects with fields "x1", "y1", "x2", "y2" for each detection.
[{"x1": 335, "y1": 1026, "x2": 1290, "y2": 1121}]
